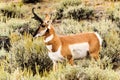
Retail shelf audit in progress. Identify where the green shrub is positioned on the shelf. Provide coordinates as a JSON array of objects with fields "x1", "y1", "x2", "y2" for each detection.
[
  {"x1": 7, "y1": 19, "x2": 28, "y2": 29},
  {"x1": 54, "y1": 0, "x2": 97, "y2": 21},
  {"x1": 0, "y1": 19, "x2": 34, "y2": 36},
  {"x1": 9, "y1": 35, "x2": 52, "y2": 75},
  {"x1": 0, "y1": 36, "x2": 11, "y2": 52},
  {"x1": 0, "y1": 22, "x2": 11, "y2": 36},
  {"x1": 0, "y1": 2, "x2": 28, "y2": 19},
  {"x1": 64, "y1": 5, "x2": 94, "y2": 21},
  {"x1": 107, "y1": 2, "x2": 120, "y2": 29},
  {"x1": 0, "y1": 66, "x2": 10, "y2": 80},
  {"x1": 40, "y1": 59, "x2": 120, "y2": 80},
  {"x1": 0, "y1": 19, "x2": 38, "y2": 36},
  {"x1": 60, "y1": 0, "x2": 82, "y2": 8},
  {"x1": 0, "y1": 55, "x2": 119, "y2": 80},
  {"x1": 54, "y1": 0, "x2": 82, "y2": 20},
  {"x1": 84, "y1": 66, "x2": 120, "y2": 80}
]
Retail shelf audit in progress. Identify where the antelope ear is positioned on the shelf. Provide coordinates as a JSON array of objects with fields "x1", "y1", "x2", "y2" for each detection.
[
  {"x1": 47, "y1": 20, "x2": 52, "y2": 29},
  {"x1": 45, "y1": 14, "x2": 51, "y2": 21},
  {"x1": 45, "y1": 13, "x2": 53, "y2": 24},
  {"x1": 48, "y1": 20, "x2": 52, "y2": 24}
]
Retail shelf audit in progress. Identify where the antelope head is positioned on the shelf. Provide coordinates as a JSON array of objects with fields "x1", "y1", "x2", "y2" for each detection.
[{"x1": 32, "y1": 8, "x2": 54, "y2": 38}]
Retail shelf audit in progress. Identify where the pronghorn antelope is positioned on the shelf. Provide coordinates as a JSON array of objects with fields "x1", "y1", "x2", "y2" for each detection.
[{"x1": 32, "y1": 8, "x2": 102, "y2": 71}]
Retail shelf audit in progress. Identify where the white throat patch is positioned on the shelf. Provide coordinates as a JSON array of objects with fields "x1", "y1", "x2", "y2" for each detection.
[{"x1": 44, "y1": 34, "x2": 54, "y2": 43}]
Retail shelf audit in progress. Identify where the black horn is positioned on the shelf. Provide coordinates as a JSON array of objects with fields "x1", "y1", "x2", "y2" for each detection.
[{"x1": 32, "y1": 8, "x2": 43, "y2": 23}]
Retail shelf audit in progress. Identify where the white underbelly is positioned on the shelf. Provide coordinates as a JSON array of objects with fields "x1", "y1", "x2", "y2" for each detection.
[{"x1": 69, "y1": 42, "x2": 89, "y2": 59}]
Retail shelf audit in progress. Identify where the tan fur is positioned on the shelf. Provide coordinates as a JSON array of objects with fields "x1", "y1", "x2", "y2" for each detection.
[{"x1": 61, "y1": 33, "x2": 99, "y2": 57}]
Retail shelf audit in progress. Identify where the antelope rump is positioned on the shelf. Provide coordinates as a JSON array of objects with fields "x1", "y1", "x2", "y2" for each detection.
[{"x1": 32, "y1": 8, "x2": 102, "y2": 71}]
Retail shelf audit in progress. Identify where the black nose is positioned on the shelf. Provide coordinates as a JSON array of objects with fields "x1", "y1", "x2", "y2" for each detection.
[{"x1": 33, "y1": 34, "x2": 36, "y2": 37}]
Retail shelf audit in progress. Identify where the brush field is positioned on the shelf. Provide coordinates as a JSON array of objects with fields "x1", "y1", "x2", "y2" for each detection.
[{"x1": 0, "y1": 0, "x2": 120, "y2": 80}]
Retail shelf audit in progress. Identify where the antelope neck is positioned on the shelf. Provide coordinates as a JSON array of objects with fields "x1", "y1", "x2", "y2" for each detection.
[{"x1": 45, "y1": 34, "x2": 61, "y2": 52}]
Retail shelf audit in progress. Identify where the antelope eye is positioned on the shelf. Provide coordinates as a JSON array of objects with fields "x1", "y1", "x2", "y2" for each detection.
[
  {"x1": 46, "y1": 21, "x2": 49, "y2": 23},
  {"x1": 41, "y1": 25, "x2": 45, "y2": 28}
]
